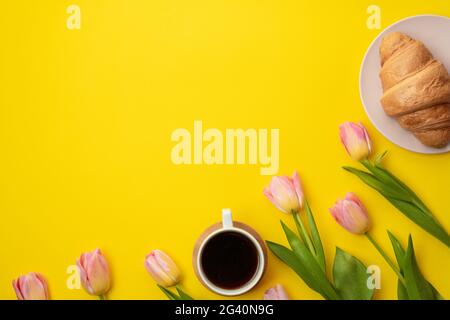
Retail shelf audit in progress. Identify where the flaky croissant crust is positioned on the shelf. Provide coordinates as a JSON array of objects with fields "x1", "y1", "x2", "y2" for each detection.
[{"x1": 379, "y1": 32, "x2": 450, "y2": 148}]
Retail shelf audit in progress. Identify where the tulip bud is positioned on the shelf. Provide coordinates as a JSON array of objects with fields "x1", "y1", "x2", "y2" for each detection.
[
  {"x1": 329, "y1": 192, "x2": 371, "y2": 234},
  {"x1": 263, "y1": 284, "x2": 289, "y2": 300},
  {"x1": 339, "y1": 122, "x2": 372, "y2": 161},
  {"x1": 263, "y1": 171, "x2": 304, "y2": 214},
  {"x1": 12, "y1": 272, "x2": 49, "y2": 300},
  {"x1": 76, "y1": 249, "x2": 111, "y2": 297},
  {"x1": 145, "y1": 250, "x2": 181, "y2": 287}
]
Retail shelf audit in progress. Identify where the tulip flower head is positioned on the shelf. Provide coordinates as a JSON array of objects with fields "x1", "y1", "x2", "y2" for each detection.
[
  {"x1": 263, "y1": 171, "x2": 304, "y2": 214},
  {"x1": 339, "y1": 122, "x2": 372, "y2": 161},
  {"x1": 145, "y1": 250, "x2": 181, "y2": 287},
  {"x1": 329, "y1": 192, "x2": 371, "y2": 235},
  {"x1": 76, "y1": 248, "x2": 111, "y2": 297},
  {"x1": 263, "y1": 284, "x2": 289, "y2": 300},
  {"x1": 12, "y1": 272, "x2": 49, "y2": 300}
]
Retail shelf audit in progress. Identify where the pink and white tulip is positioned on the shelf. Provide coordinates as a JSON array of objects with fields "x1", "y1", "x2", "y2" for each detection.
[
  {"x1": 329, "y1": 192, "x2": 371, "y2": 235},
  {"x1": 263, "y1": 171, "x2": 304, "y2": 214},
  {"x1": 339, "y1": 122, "x2": 372, "y2": 161},
  {"x1": 13, "y1": 272, "x2": 49, "y2": 300},
  {"x1": 77, "y1": 248, "x2": 111, "y2": 297},
  {"x1": 145, "y1": 250, "x2": 181, "y2": 287},
  {"x1": 264, "y1": 284, "x2": 289, "y2": 300}
]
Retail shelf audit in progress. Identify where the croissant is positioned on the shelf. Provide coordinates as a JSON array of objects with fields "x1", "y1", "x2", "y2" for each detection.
[{"x1": 379, "y1": 32, "x2": 450, "y2": 148}]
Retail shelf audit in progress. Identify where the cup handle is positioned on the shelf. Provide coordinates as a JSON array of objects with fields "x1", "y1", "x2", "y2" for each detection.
[{"x1": 222, "y1": 208, "x2": 233, "y2": 229}]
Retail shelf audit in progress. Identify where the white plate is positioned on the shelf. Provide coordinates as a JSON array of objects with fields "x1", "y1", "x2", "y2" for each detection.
[{"x1": 359, "y1": 15, "x2": 450, "y2": 154}]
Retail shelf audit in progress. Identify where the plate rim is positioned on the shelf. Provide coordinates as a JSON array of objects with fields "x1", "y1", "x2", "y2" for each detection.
[{"x1": 359, "y1": 14, "x2": 450, "y2": 155}]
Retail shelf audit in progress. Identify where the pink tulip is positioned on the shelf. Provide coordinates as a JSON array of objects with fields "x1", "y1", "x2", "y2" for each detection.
[
  {"x1": 264, "y1": 284, "x2": 289, "y2": 300},
  {"x1": 12, "y1": 273, "x2": 49, "y2": 300},
  {"x1": 145, "y1": 250, "x2": 181, "y2": 287},
  {"x1": 76, "y1": 249, "x2": 111, "y2": 297},
  {"x1": 339, "y1": 122, "x2": 372, "y2": 161},
  {"x1": 263, "y1": 171, "x2": 304, "y2": 214},
  {"x1": 329, "y1": 193, "x2": 371, "y2": 235}
]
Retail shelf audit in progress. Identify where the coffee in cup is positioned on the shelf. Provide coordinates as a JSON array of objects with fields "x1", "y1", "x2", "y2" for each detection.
[{"x1": 193, "y1": 209, "x2": 267, "y2": 296}]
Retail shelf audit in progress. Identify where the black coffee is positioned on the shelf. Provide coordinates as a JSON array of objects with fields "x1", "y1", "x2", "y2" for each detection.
[{"x1": 200, "y1": 231, "x2": 259, "y2": 289}]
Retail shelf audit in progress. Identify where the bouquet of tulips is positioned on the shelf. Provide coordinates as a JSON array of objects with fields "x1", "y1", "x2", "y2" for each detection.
[
  {"x1": 335, "y1": 122, "x2": 445, "y2": 300},
  {"x1": 264, "y1": 173, "x2": 374, "y2": 300},
  {"x1": 263, "y1": 121, "x2": 446, "y2": 300},
  {"x1": 339, "y1": 122, "x2": 450, "y2": 248}
]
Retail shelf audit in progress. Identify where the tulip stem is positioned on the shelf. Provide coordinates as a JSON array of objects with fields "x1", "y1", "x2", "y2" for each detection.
[
  {"x1": 99, "y1": 294, "x2": 106, "y2": 300},
  {"x1": 365, "y1": 233, "x2": 405, "y2": 285},
  {"x1": 293, "y1": 212, "x2": 316, "y2": 257}
]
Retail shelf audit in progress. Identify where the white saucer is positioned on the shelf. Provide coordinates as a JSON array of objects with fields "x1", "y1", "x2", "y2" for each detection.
[{"x1": 359, "y1": 15, "x2": 450, "y2": 154}]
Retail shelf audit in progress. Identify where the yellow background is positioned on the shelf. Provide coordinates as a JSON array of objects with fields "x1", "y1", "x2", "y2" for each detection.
[{"x1": 0, "y1": 1, "x2": 449, "y2": 300}]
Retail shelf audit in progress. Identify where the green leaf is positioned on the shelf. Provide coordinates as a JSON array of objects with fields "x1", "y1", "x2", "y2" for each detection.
[
  {"x1": 386, "y1": 197, "x2": 450, "y2": 248},
  {"x1": 266, "y1": 241, "x2": 325, "y2": 297},
  {"x1": 387, "y1": 231, "x2": 406, "y2": 270},
  {"x1": 292, "y1": 212, "x2": 308, "y2": 246},
  {"x1": 304, "y1": 200, "x2": 326, "y2": 273},
  {"x1": 361, "y1": 159, "x2": 402, "y2": 192},
  {"x1": 157, "y1": 285, "x2": 180, "y2": 300},
  {"x1": 388, "y1": 232, "x2": 444, "y2": 300},
  {"x1": 345, "y1": 165, "x2": 450, "y2": 248},
  {"x1": 374, "y1": 150, "x2": 388, "y2": 165},
  {"x1": 397, "y1": 280, "x2": 409, "y2": 300},
  {"x1": 387, "y1": 232, "x2": 409, "y2": 300},
  {"x1": 402, "y1": 236, "x2": 435, "y2": 300},
  {"x1": 332, "y1": 247, "x2": 374, "y2": 300},
  {"x1": 280, "y1": 221, "x2": 340, "y2": 300},
  {"x1": 176, "y1": 286, "x2": 194, "y2": 300},
  {"x1": 374, "y1": 164, "x2": 431, "y2": 215},
  {"x1": 342, "y1": 166, "x2": 412, "y2": 202}
]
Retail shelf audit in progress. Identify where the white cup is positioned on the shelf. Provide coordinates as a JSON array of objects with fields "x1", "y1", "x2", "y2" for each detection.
[{"x1": 193, "y1": 209, "x2": 267, "y2": 296}]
